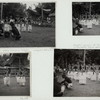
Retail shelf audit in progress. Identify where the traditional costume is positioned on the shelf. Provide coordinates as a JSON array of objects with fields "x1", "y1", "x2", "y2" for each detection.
[
  {"x1": 79, "y1": 72, "x2": 87, "y2": 85},
  {"x1": 91, "y1": 72, "x2": 96, "y2": 81},
  {"x1": 87, "y1": 20, "x2": 92, "y2": 29}
]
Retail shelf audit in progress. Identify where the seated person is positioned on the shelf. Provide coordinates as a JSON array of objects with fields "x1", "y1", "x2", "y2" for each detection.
[
  {"x1": 10, "y1": 22, "x2": 21, "y2": 40},
  {"x1": 54, "y1": 73, "x2": 66, "y2": 97},
  {"x1": 61, "y1": 74, "x2": 73, "y2": 88}
]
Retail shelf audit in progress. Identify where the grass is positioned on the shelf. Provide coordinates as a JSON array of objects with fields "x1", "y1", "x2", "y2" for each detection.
[
  {"x1": 76, "y1": 25, "x2": 100, "y2": 35},
  {"x1": 57, "y1": 74, "x2": 100, "y2": 97},
  {"x1": 0, "y1": 26, "x2": 55, "y2": 47},
  {"x1": 0, "y1": 77, "x2": 30, "y2": 96}
]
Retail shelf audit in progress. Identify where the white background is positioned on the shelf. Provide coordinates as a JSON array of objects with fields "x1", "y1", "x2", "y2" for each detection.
[{"x1": 0, "y1": 0, "x2": 100, "y2": 100}]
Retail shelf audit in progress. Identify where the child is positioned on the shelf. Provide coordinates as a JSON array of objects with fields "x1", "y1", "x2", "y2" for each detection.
[
  {"x1": 28, "y1": 20, "x2": 32, "y2": 32},
  {"x1": 4, "y1": 69, "x2": 11, "y2": 86},
  {"x1": 20, "y1": 72, "x2": 26, "y2": 86},
  {"x1": 21, "y1": 19, "x2": 26, "y2": 32},
  {"x1": 16, "y1": 72, "x2": 20, "y2": 84}
]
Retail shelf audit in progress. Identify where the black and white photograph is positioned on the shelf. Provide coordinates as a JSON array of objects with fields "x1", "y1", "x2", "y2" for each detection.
[
  {"x1": 0, "y1": 2, "x2": 55, "y2": 47},
  {"x1": 0, "y1": 53, "x2": 30, "y2": 96},
  {"x1": 54, "y1": 49, "x2": 100, "y2": 97},
  {"x1": 72, "y1": 2, "x2": 100, "y2": 35}
]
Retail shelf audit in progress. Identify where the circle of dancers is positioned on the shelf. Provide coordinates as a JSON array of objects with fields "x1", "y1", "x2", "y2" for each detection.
[
  {"x1": 0, "y1": 17, "x2": 33, "y2": 40},
  {"x1": 4, "y1": 68, "x2": 27, "y2": 87},
  {"x1": 54, "y1": 65, "x2": 100, "y2": 96}
]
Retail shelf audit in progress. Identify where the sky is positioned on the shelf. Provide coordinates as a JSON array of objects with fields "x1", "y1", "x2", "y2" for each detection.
[{"x1": 22, "y1": 2, "x2": 39, "y2": 9}]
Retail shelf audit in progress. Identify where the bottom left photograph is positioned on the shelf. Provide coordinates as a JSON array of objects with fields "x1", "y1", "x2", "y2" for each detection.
[{"x1": 0, "y1": 53, "x2": 30, "y2": 96}]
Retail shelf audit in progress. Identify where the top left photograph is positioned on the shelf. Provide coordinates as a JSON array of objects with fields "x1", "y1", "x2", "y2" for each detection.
[{"x1": 0, "y1": 2, "x2": 55, "y2": 47}]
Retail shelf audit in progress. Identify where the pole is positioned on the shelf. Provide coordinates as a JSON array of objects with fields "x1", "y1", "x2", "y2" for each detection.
[
  {"x1": 83, "y1": 50, "x2": 86, "y2": 68},
  {"x1": 1, "y1": 3, "x2": 3, "y2": 20},
  {"x1": 89, "y1": 2, "x2": 91, "y2": 18},
  {"x1": 41, "y1": 4, "x2": 43, "y2": 22}
]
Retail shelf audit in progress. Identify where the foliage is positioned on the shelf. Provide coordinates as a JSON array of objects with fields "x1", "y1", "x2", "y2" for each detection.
[{"x1": 54, "y1": 49, "x2": 100, "y2": 68}]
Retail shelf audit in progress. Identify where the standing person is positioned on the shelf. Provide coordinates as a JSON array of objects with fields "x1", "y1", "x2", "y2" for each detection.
[
  {"x1": 28, "y1": 19, "x2": 32, "y2": 32},
  {"x1": 0, "y1": 20, "x2": 4, "y2": 36},
  {"x1": 15, "y1": 19, "x2": 21, "y2": 34},
  {"x1": 20, "y1": 70, "x2": 26, "y2": 86},
  {"x1": 79, "y1": 70, "x2": 87, "y2": 85},
  {"x1": 87, "y1": 18, "x2": 92, "y2": 29},
  {"x1": 21, "y1": 18, "x2": 26, "y2": 32},
  {"x1": 91, "y1": 70, "x2": 96, "y2": 81},
  {"x1": 4, "y1": 68, "x2": 11, "y2": 86},
  {"x1": 4, "y1": 20, "x2": 12, "y2": 38},
  {"x1": 16, "y1": 71, "x2": 21, "y2": 84}
]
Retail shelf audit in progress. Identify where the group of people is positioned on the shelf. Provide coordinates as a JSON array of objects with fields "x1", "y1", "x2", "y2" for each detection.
[
  {"x1": 3, "y1": 68, "x2": 26, "y2": 87},
  {"x1": 0, "y1": 17, "x2": 33, "y2": 40},
  {"x1": 14, "y1": 17, "x2": 33, "y2": 33},
  {"x1": 67, "y1": 69, "x2": 100, "y2": 85},
  {"x1": 79, "y1": 17, "x2": 100, "y2": 29},
  {"x1": 73, "y1": 16, "x2": 100, "y2": 35},
  {"x1": 54, "y1": 64, "x2": 100, "y2": 97}
]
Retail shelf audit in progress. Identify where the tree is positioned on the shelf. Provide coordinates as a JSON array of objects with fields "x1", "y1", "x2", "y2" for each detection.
[{"x1": 2, "y1": 3, "x2": 26, "y2": 19}]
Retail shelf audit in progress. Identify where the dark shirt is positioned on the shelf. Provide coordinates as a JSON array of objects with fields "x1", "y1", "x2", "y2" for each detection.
[{"x1": 54, "y1": 79, "x2": 63, "y2": 96}]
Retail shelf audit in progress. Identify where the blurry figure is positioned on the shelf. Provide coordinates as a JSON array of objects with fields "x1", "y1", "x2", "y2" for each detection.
[
  {"x1": 20, "y1": 73, "x2": 26, "y2": 86},
  {"x1": 62, "y1": 74, "x2": 73, "y2": 89},
  {"x1": 21, "y1": 19, "x2": 26, "y2": 32},
  {"x1": 54, "y1": 73, "x2": 66, "y2": 97},
  {"x1": 0, "y1": 20, "x2": 4, "y2": 36},
  {"x1": 79, "y1": 71, "x2": 87, "y2": 85},
  {"x1": 15, "y1": 20, "x2": 21, "y2": 34},
  {"x1": 10, "y1": 22, "x2": 21, "y2": 40},
  {"x1": 4, "y1": 20, "x2": 12, "y2": 38},
  {"x1": 91, "y1": 71, "x2": 96, "y2": 81},
  {"x1": 28, "y1": 20, "x2": 32, "y2": 32},
  {"x1": 4, "y1": 68, "x2": 11, "y2": 86},
  {"x1": 87, "y1": 18, "x2": 92, "y2": 29},
  {"x1": 16, "y1": 72, "x2": 21, "y2": 84}
]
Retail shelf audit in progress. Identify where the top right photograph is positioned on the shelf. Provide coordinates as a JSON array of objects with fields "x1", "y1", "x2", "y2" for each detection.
[{"x1": 72, "y1": 2, "x2": 100, "y2": 36}]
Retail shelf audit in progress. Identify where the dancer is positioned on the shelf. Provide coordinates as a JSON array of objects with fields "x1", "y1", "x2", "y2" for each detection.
[
  {"x1": 28, "y1": 20, "x2": 32, "y2": 32},
  {"x1": 4, "y1": 68, "x2": 11, "y2": 86},
  {"x1": 79, "y1": 70, "x2": 87, "y2": 85}
]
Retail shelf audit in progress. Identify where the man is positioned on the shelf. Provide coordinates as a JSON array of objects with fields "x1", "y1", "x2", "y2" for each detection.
[
  {"x1": 54, "y1": 73, "x2": 66, "y2": 97},
  {"x1": 62, "y1": 74, "x2": 73, "y2": 88},
  {"x1": 10, "y1": 22, "x2": 21, "y2": 40}
]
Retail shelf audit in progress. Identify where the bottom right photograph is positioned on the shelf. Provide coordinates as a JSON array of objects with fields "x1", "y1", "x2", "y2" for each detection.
[{"x1": 54, "y1": 49, "x2": 100, "y2": 97}]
